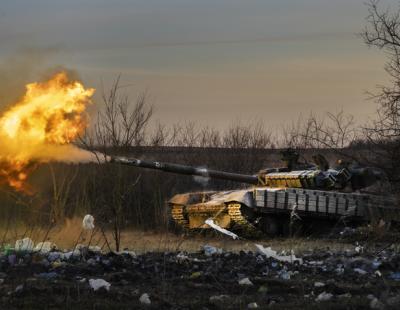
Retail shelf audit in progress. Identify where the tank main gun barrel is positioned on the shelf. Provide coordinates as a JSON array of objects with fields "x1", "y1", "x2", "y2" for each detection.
[{"x1": 111, "y1": 156, "x2": 259, "y2": 185}]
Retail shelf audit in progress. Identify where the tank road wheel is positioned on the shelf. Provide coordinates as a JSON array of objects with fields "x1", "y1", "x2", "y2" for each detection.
[
  {"x1": 226, "y1": 203, "x2": 263, "y2": 238},
  {"x1": 259, "y1": 216, "x2": 281, "y2": 236}
]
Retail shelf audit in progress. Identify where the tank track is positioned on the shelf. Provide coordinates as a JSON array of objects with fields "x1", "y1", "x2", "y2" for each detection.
[
  {"x1": 170, "y1": 202, "x2": 261, "y2": 238},
  {"x1": 227, "y1": 203, "x2": 263, "y2": 238}
]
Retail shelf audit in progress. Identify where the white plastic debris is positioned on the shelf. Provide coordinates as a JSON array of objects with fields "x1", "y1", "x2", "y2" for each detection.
[
  {"x1": 88, "y1": 246, "x2": 102, "y2": 253},
  {"x1": 120, "y1": 250, "x2": 137, "y2": 258},
  {"x1": 248, "y1": 302, "x2": 259, "y2": 309},
  {"x1": 238, "y1": 277, "x2": 253, "y2": 286},
  {"x1": 15, "y1": 284, "x2": 24, "y2": 293},
  {"x1": 15, "y1": 238, "x2": 34, "y2": 252},
  {"x1": 139, "y1": 293, "x2": 151, "y2": 305},
  {"x1": 372, "y1": 259, "x2": 381, "y2": 269},
  {"x1": 89, "y1": 278, "x2": 111, "y2": 291},
  {"x1": 354, "y1": 268, "x2": 367, "y2": 275},
  {"x1": 255, "y1": 244, "x2": 303, "y2": 264},
  {"x1": 335, "y1": 266, "x2": 344, "y2": 274},
  {"x1": 205, "y1": 219, "x2": 239, "y2": 240},
  {"x1": 308, "y1": 261, "x2": 324, "y2": 266},
  {"x1": 279, "y1": 270, "x2": 291, "y2": 280},
  {"x1": 62, "y1": 249, "x2": 81, "y2": 260},
  {"x1": 82, "y1": 214, "x2": 95, "y2": 230},
  {"x1": 314, "y1": 282, "x2": 325, "y2": 287},
  {"x1": 176, "y1": 252, "x2": 189, "y2": 262},
  {"x1": 34, "y1": 241, "x2": 56, "y2": 253},
  {"x1": 203, "y1": 245, "x2": 222, "y2": 257},
  {"x1": 355, "y1": 244, "x2": 364, "y2": 253},
  {"x1": 315, "y1": 292, "x2": 333, "y2": 302}
]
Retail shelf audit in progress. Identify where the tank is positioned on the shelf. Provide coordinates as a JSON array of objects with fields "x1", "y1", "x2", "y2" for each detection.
[{"x1": 111, "y1": 150, "x2": 399, "y2": 236}]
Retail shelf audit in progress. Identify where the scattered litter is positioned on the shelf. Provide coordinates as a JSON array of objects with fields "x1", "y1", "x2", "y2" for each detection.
[
  {"x1": 47, "y1": 252, "x2": 61, "y2": 262},
  {"x1": 2, "y1": 235, "x2": 400, "y2": 308},
  {"x1": 7, "y1": 254, "x2": 16, "y2": 266},
  {"x1": 386, "y1": 295, "x2": 400, "y2": 306},
  {"x1": 209, "y1": 295, "x2": 230, "y2": 304},
  {"x1": 389, "y1": 272, "x2": 400, "y2": 281},
  {"x1": 76, "y1": 276, "x2": 86, "y2": 283},
  {"x1": 279, "y1": 270, "x2": 291, "y2": 280},
  {"x1": 315, "y1": 292, "x2": 333, "y2": 302},
  {"x1": 355, "y1": 244, "x2": 364, "y2": 253},
  {"x1": 34, "y1": 242, "x2": 56, "y2": 254},
  {"x1": 238, "y1": 277, "x2": 253, "y2": 286},
  {"x1": 176, "y1": 252, "x2": 189, "y2": 262},
  {"x1": 15, "y1": 238, "x2": 34, "y2": 252},
  {"x1": 82, "y1": 214, "x2": 95, "y2": 230},
  {"x1": 190, "y1": 271, "x2": 202, "y2": 279},
  {"x1": 335, "y1": 266, "x2": 344, "y2": 274},
  {"x1": 255, "y1": 244, "x2": 303, "y2": 264},
  {"x1": 89, "y1": 278, "x2": 111, "y2": 291},
  {"x1": 88, "y1": 246, "x2": 101, "y2": 253},
  {"x1": 87, "y1": 258, "x2": 97, "y2": 265},
  {"x1": 203, "y1": 245, "x2": 222, "y2": 257},
  {"x1": 354, "y1": 268, "x2": 367, "y2": 275},
  {"x1": 36, "y1": 272, "x2": 58, "y2": 280},
  {"x1": 308, "y1": 261, "x2": 324, "y2": 266},
  {"x1": 120, "y1": 250, "x2": 136, "y2": 258},
  {"x1": 139, "y1": 293, "x2": 151, "y2": 305},
  {"x1": 258, "y1": 285, "x2": 268, "y2": 293},
  {"x1": 247, "y1": 302, "x2": 258, "y2": 308},
  {"x1": 371, "y1": 259, "x2": 381, "y2": 269},
  {"x1": 15, "y1": 285, "x2": 23, "y2": 293},
  {"x1": 62, "y1": 250, "x2": 80, "y2": 260},
  {"x1": 205, "y1": 219, "x2": 239, "y2": 240},
  {"x1": 370, "y1": 298, "x2": 384, "y2": 309}
]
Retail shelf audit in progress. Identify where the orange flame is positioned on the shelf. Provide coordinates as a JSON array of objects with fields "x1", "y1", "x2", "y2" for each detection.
[{"x1": 0, "y1": 72, "x2": 95, "y2": 192}]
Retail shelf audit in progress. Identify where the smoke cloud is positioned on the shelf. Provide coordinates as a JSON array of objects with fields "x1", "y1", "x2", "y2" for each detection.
[{"x1": 0, "y1": 47, "x2": 60, "y2": 110}]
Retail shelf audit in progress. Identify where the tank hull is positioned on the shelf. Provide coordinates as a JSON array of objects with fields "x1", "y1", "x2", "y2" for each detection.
[{"x1": 168, "y1": 187, "x2": 399, "y2": 235}]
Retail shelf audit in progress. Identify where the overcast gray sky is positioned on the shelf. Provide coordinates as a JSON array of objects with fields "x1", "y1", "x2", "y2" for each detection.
[{"x1": 0, "y1": 0, "x2": 394, "y2": 130}]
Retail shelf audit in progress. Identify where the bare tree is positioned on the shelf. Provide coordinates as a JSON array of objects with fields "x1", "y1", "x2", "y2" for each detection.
[
  {"x1": 361, "y1": 0, "x2": 400, "y2": 189},
  {"x1": 93, "y1": 76, "x2": 153, "y2": 150},
  {"x1": 362, "y1": 0, "x2": 400, "y2": 140},
  {"x1": 198, "y1": 126, "x2": 221, "y2": 148},
  {"x1": 150, "y1": 121, "x2": 170, "y2": 147},
  {"x1": 223, "y1": 120, "x2": 272, "y2": 149},
  {"x1": 78, "y1": 76, "x2": 154, "y2": 250},
  {"x1": 282, "y1": 111, "x2": 359, "y2": 150}
]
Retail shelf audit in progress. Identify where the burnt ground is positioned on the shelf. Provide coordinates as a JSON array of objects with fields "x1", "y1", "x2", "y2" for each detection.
[{"x1": 1, "y1": 236, "x2": 400, "y2": 310}]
